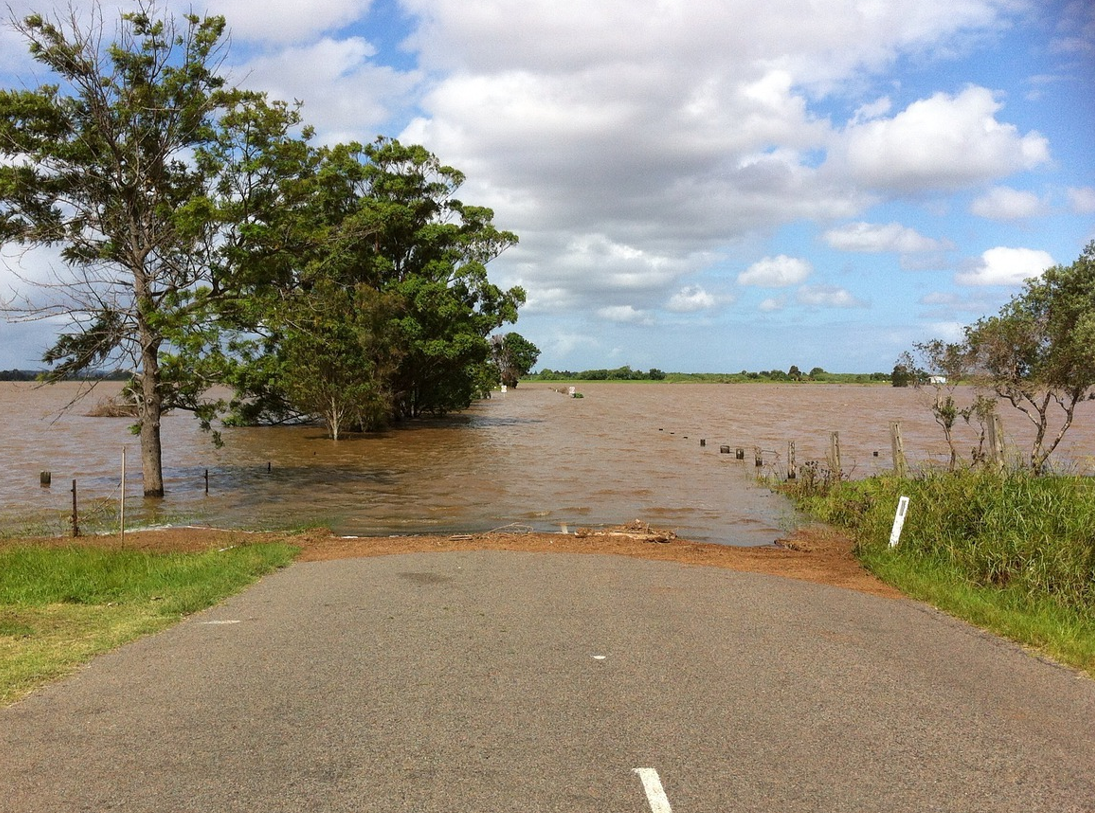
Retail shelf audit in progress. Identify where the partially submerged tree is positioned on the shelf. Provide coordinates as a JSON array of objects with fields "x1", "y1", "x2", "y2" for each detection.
[
  {"x1": 491, "y1": 332, "x2": 540, "y2": 388},
  {"x1": 277, "y1": 283, "x2": 401, "y2": 439},
  {"x1": 891, "y1": 363, "x2": 913, "y2": 387},
  {"x1": 965, "y1": 241, "x2": 1095, "y2": 472},
  {"x1": 904, "y1": 242, "x2": 1095, "y2": 473},
  {"x1": 217, "y1": 137, "x2": 525, "y2": 427},
  {"x1": 360, "y1": 139, "x2": 524, "y2": 418},
  {"x1": 2, "y1": 7, "x2": 525, "y2": 478},
  {"x1": 897, "y1": 339, "x2": 974, "y2": 470},
  {"x1": 0, "y1": 4, "x2": 297, "y2": 495}
]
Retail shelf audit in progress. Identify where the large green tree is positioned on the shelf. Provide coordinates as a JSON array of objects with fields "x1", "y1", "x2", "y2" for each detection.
[
  {"x1": 0, "y1": 4, "x2": 299, "y2": 495},
  {"x1": 491, "y1": 332, "x2": 541, "y2": 388},
  {"x1": 221, "y1": 138, "x2": 525, "y2": 425},
  {"x1": 964, "y1": 241, "x2": 1095, "y2": 472},
  {"x1": 360, "y1": 138, "x2": 524, "y2": 418}
]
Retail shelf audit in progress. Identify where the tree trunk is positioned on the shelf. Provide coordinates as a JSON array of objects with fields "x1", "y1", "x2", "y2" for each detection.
[
  {"x1": 327, "y1": 395, "x2": 342, "y2": 440},
  {"x1": 138, "y1": 318, "x2": 165, "y2": 497}
]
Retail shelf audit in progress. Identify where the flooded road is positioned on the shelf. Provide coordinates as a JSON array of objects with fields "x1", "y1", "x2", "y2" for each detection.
[{"x1": 2, "y1": 381, "x2": 1093, "y2": 544}]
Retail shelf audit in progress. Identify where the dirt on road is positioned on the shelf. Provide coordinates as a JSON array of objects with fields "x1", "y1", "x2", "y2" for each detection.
[{"x1": 6, "y1": 522, "x2": 902, "y2": 599}]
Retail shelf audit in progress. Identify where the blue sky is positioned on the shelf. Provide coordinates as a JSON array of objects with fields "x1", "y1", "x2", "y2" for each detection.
[{"x1": 1, "y1": 0, "x2": 1092, "y2": 373}]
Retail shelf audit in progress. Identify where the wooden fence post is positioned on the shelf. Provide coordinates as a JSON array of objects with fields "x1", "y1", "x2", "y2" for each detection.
[
  {"x1": 890, "y1": 421, "x2": 908, "y2": 478},
  {"x1": 787, "y1": 440, "x2": 796, "y2": 480},
  {"x1": 71, "y1": 479, "x2": 79, "y2": 538},
  {"x1": 828, "y1": 431, "x2": 842, "y2": 477},
  {"x1": 987, "y1": 413, "x2": 1004, "y2": 470}
]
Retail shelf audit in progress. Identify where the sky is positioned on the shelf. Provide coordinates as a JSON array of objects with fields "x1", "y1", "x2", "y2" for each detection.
[{"x1": 1, "y1": 0, "x2": 1093, "y2": 373}]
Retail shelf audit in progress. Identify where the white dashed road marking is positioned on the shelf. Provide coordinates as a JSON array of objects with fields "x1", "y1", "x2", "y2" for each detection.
[{"x1": 633, "y1": 767, "x2": 673, "y2": 813}]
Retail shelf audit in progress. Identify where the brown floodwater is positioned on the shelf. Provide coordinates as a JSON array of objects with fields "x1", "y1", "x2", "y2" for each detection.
[{"x1": 2, "y1": 381, "x2": 1093, "y2": 545}]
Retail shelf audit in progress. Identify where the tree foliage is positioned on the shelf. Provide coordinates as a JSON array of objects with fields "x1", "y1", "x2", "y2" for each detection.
[
  {"x1": 0, "y1": 4, "x2": 288, "y2": 495},
  {"x1": 891, "y1": 364, "x2": 913, "y2": 387},
  {"x1": 491, "y1": 332, "x2": 541, "y2": 388},
  {"x1": 964, "y1": 241, "x2": 1095, "y2": 472},
  {"x1": 897, "y1": 339, "x2": 978, "y2": 470},
  {"x1": 216, "y1": 137, "x2": 525, "y2": 426},
  {"x1": 904, "y1": 242, "x2": 1095, "y2": 473},
  {"x1": 278, "y1": 282, "x2": 402, "y2": 439}
]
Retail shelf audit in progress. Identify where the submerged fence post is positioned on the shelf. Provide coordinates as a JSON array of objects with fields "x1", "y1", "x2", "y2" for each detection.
[
  {"x1": 987, "y1": 413, "x2": 1004, "y2": 470},
  {"x1": 828, "y1": 431, "x2": 842, "y2": 478},
  {"x1": 787, "y1": 440, "x2": 796, "y2": 480},
  {"x1": 890, "y1": 421, "x2": 908, "y2": 478},
  {"x1": 71, "y1": 479, "x2": 79, "y2": 538}
]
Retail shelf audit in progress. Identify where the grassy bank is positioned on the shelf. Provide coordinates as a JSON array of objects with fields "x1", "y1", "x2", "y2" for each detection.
[
  {"x1": 0, "y1": 542, "x2": 298, "y2": 706},
  {"x1": 784, "y1": 469, "x2": 1095, "y2": 676}
]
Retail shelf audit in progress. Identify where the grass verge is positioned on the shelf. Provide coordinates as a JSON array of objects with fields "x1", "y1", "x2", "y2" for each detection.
[
  {"x1": 783, "y1": 468, "x2": 1095, "y2": 678},
  {"x1": 0, "y1": 542, "x2": 298, "y2": 706}
]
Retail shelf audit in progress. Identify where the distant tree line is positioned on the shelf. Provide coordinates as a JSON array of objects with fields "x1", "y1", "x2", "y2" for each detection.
[
  {"x1": 526, "y1": 366, "x2": 890, "y2": 383},
  {"x1": 0, "y1": 369, "x2": 131, "y2": 382},
  {"x1": 532, "y1": 365, "x2": 667, "y2": 381}
]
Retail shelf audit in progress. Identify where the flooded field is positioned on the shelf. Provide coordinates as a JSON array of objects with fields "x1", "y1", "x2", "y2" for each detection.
[{"x1": 2, "y1": 381, "x2": 1093, "y2": 544}]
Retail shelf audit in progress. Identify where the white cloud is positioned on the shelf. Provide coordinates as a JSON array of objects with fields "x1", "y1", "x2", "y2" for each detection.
[
  {"x1": 597, "y1": 305, "x2": 654, "y2": 325},
  {"x1": 666, "y1": 286, "x2": 717, "y2": 313},
  {"x1": 918, "y1": 289, "x2": 1008, "y2": 316},
  {"x1": 832, "y1": 86, "x2": 1050, "y2": 193},
  {"x1": 1051, "y1": 1, "x2": 1095, "y2": 57},
  {"x1": 823, "y1": 221, "x2": 948, "y2": 253},
  {"x1": 184, "y1": 0, "x2": 375, "y2": 43},
  {"x1": 758, "y1": 296, "x2": 786, "y2": 312},
  {"x1": 1067, "y1": 187, "x2": 1095, "y2": 214},
  {"x1": 230, "y1": 38, "x2": 421, "y2": 143},
  {"x1": 924, "y1": 321, "x2": 968, "y2": 343},
  {"x1": 796, "y1": 285, "x2": 867, "y2": 308},
  {"x1": 969, "y1": 186, "x2": 1048, "y2": 220},
  {"x1": 396, "y1": 1, "x2": 1023, "y2": 319},
  {"x1": 955, "y1": 247, "x2": 1055, "y2": 286},
  {"x1": 850, "y1": 97, "x2": 893, "y2": 125},
  {"x1": 737, "y1": 255, "x2": 813, "y2": 287},
  {"x1": 0, "y1": 0, "x2": 1066, "y2": 374}
]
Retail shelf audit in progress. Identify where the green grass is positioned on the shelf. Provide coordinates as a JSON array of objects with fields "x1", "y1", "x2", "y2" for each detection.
[
  {"x1": 859, "y1": 546, "x2": 1095, "y2": 673},
  {"x1": 0, "y1": 542, "x2": 298, "y2": 706},
  {"x1": 783, "y1": 468, "x2": 1095, "y2": 677}
]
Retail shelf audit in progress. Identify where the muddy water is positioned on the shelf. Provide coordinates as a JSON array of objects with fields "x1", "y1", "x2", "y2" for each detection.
[{"x1": 2, "y1": 381, "x2": 1093, "y2": 544}]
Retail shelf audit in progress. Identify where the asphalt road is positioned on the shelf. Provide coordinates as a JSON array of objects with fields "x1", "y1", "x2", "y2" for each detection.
[{"x1": 2, "y1": 551, "x2": 1093, "y2": 812}]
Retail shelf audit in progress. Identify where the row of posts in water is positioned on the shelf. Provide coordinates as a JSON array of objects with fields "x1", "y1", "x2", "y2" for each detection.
[
  {"x1": 679, "y1": 414, "x2": 1007, "y2": 479},
  {"x1": 672, "y1": 426, "x2": 845, "y2": 478}
]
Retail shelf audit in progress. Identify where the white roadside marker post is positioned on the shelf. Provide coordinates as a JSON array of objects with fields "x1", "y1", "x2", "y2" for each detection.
[{"x1": 889, "y1": 495, "x2": 910, "y2": 548}]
